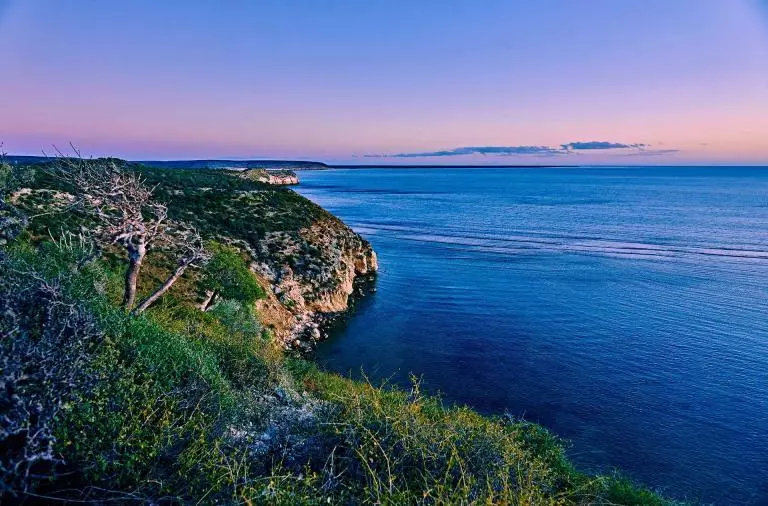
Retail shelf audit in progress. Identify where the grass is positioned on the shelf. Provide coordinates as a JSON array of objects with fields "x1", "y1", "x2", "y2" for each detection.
[{"x1": 0, "y1": 241, "x2": 670, "y2": 504}]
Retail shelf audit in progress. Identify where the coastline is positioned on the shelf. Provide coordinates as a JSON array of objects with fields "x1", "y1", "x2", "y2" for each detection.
[{"x1": 288, "y1": 269, "x2": 378, "y2": 355}]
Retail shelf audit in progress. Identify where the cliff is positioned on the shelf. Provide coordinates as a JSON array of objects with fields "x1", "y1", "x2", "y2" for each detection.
[
  {"x1": 124, "y1": 163, "x2": 374, "y2": 346},
  {"x1": 239, "y1": 168, "x2": 299, "y2": 185},
  {"x1": 251, "y1": 217, "x2": 377, "y2": 346},
  {"x1": 12, "y1": 161, "x2": 374, "y2": 347}
]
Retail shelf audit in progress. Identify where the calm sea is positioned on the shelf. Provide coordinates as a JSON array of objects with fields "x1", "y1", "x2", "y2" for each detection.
[{"x1": 294, "y1": 167, "x2": 768, "y2": 504}]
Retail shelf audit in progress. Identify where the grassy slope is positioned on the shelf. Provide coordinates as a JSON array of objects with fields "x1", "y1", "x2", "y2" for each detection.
[{"x1": 3, "y1": 162, "x2": 672, "y2": 504}]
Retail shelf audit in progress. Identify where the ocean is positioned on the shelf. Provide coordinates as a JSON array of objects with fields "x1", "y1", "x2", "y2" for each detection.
[{"x1": 294, "y1": 166, "x2": 768, "y2": 504}]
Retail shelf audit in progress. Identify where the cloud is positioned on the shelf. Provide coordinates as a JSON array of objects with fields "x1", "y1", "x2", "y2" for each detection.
[
  {"x1": 366, "y1": 141, "x2": 654, "y2": 158},
  {"x1": 365, "y1": 145, "x2": 564, "y2": 158},
  {"x1": 561, "y1": 141, "x2": 646, "y2": 151},
  {"x1": 623, "y1": 149, "x2": 680, "y2": 156}
]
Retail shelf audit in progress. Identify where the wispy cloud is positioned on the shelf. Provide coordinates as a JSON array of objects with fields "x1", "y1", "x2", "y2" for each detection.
[
  {"x1": 365, "y1": 145, "x2": 563, "y2": 158},
  {"x1": 623, "y1": 149, "x2": 680, "y2": 156},
  {"x1": 367, "y1": 141, "x2": 660, "y2": 158},
  {"x1": 561, "y1": 141, "x2": 646, "y2": 151}
]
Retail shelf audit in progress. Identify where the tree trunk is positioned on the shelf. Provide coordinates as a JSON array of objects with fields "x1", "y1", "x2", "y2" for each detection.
[
  {"x1": 123, "y1": 244, "x2": 146, "y2": 309},
  {"x1": 200, "y1": 290, "x2": 218, "y2": 311},
  {"x1": 132, "y1": 261, "x2": 189, "y2": 314}
]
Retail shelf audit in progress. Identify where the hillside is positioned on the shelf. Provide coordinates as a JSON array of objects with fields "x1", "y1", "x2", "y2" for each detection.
[
  {"x1": 5, "y1": 156, "x2": 329, "y2": 171},
  {"x1": 138, "y1": 159, "x2": 329, "y2": 170},
  {"x1": 0, "y1": 157, "x2": 670, "y2": 504}
]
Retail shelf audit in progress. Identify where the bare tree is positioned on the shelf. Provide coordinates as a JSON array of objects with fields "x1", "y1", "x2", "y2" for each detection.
[
  {"x1": 52, "y1": 154, "x2": 208, "y2": 313},
  {"x1": 132, "y1": 225, "x2": 209, "y2": 314}
]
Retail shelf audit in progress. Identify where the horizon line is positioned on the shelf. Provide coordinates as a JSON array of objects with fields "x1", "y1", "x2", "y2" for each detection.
[{"x1": 4, "y1": 154, "x2": 768, "y2": 169}]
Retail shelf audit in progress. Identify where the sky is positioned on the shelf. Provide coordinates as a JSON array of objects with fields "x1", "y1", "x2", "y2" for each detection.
[{"x1": 1, "y1": 0, "x2": 767, "y2": 165}]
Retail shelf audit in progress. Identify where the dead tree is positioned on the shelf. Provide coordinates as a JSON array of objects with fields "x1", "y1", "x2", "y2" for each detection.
[
  {"x1": 52, "y1": 156, "x2": 166, "y2": 308},
  {"x1": 52, "y1": 155, "x2": 207, "y2": 312},
  {"x1": 132, "y1": 225, "x2": 209, "y2": 314}
]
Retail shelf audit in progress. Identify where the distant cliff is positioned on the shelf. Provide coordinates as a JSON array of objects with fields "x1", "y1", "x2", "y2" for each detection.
[
  {"x1": 137, "y1": 158, "x2": 329, "y2": 170},
  {"x1": 239, "y1": 168, "x2": 299, "y2": 185}
]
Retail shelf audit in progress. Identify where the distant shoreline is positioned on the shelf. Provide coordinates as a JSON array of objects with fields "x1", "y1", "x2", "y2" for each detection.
[
  {"x1": 327, "y1": 164, "x2": 768, "y2": 169},
  {"x1": 5, "y1": 155, "x2": 766, "y2": 170},
  {"x1": 327, "y1": 164, "x2": 574, "y2": 169}
]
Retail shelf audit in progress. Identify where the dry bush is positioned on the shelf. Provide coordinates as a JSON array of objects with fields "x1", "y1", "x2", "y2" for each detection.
[{"x1": 0, "y1": 244, "x2": 104, "y2": 499}]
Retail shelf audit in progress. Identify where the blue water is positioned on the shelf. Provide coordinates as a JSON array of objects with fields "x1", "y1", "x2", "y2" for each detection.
[{"x1": 294, "y1": 167, "x2": 768, "y2": 504}]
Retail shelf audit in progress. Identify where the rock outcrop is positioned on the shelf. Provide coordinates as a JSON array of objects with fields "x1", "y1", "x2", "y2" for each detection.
[
  {"x1": 239, "y1": 168, "x2": 299, "y2": 185},
  {"x1": 250, "y1": 216, "x2": 377, "y2": 347}
]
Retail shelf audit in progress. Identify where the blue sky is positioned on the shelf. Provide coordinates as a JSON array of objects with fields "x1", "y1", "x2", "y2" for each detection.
[{"x1": 1, "y1": 0, "x2": 767, "y2": 164}]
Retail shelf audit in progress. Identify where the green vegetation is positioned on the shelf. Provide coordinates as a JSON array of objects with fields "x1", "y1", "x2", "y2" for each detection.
[
  {"x1": 0, "y1": 157, "x2": 34, "y2": 195},
  {"x1": 0, "y1": 160, "x2": 673, "y2": 504},
  {"x1": 137, "y1": 164, "x2": 332, "y2": 240},
  {"x1": 200, "y1": 241, "x2": 266, "y2": 310},
  {"x1": 14, "y1": 160, "x2": 330, "y2": 242}
]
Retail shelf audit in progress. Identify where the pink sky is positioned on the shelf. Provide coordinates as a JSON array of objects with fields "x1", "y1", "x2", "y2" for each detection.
[{"x1": 1, "y1": 0, "x2": 767, "y2": 164}]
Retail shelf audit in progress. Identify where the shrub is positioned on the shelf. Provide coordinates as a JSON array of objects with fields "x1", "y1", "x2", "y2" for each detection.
[
  {"x1": 209, "y1": 299, "x2": 262, "y2": 336},
  {"x1": 199, "y1": 241, "x2": 266, "y2": 309},
  {"x1": 0, "y1": 241, "x2": 104, "y2": 500},
  {"x1": 0, "y1": 160, "x2": 35, "y2": 196}
]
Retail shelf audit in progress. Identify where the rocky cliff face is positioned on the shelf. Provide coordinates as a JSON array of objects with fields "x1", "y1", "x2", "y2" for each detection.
[
  {"x1": 249, "y1": 216, "x2": 377, "y2": 347},
  {"x1": 266, "y1": 172, "x2": 299, "y2": 185},
  {"x1": 239, "y1": 168, "x2": 299, "y2": 185}
]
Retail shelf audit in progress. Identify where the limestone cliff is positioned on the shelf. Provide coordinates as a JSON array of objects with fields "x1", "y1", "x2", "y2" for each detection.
[
  {"x1": 249, "y1": 216, "x2": 377, "y2": 346},
  {"x1": 239, "y1": 168, "x2": 299, "y2": 185},
  {"x1": 140, "y1": 164, "x2": 372, "y2": 347}
]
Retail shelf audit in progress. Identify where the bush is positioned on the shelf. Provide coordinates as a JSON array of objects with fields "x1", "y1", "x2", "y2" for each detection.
[
  {"x1": 0, "y1": 241, "x2": 104, "y2": 500},
  {"x1": 200, "y1": 242, "x2": 266, "y2": 308},
  {"x1": 0, "y1": 161, "x2": 10, "y2": 191},
  {"x1": 0, "y1": 161, "x2": 35, "y2": 196},
  {"x1": 209, "y1": 298, "x2": 262, "y2": 336}
]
